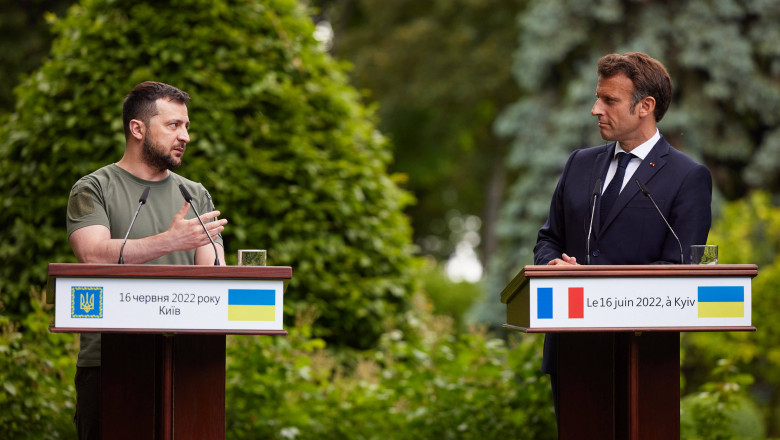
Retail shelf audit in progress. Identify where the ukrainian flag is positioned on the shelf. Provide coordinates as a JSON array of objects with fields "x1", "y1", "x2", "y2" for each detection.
[
  {"x1": 698, "y1": 286, "x2": 744, "y2": 318},
  {"x1": 228, "y1": 289, "x2": 276, "y2": 321}
]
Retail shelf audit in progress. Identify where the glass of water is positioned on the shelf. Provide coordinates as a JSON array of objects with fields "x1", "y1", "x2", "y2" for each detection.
[
  {"x1": 690, "y1": 245, "x2": 718, "y2": 265},
  {"x1": 237, "y1": 249, "x2": 267, "y2": 266}
]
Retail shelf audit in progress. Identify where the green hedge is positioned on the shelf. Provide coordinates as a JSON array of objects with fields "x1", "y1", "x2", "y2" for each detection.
[
  {"x1": 682, "y1": 191, "x2": 780, "y2": 436},
  {"x1": 0, "y1": 288, "x2": 77, "y2": 439},
  {"x1": 0, "y1": 0, "x2": 416, "y2": 349},
  {"x1": 225, "y1": 296, "x2": 557, "y2": 440}
]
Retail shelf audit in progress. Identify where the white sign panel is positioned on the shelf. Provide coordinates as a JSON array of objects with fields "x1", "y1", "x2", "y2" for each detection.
[
  {"x1": 529, "y1": 276, "x2": 751, "y2": 329},
  {"x1": 54, "y1": 277, "x2": 284, "y2": 331}
]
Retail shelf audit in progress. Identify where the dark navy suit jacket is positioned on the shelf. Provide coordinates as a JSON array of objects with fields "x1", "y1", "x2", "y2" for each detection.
[{"x1": 534, "y1": 136, "x2": 712, "y2": 373}]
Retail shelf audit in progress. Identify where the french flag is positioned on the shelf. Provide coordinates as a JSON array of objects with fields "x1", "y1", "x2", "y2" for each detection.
[{"x1": 537, "y1": 287, "x2": 584, "y2": 319}]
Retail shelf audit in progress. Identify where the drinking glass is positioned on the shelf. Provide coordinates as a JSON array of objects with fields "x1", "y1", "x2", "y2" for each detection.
[
  {"x1": 690, "y1": 245, "x2": 718, "y2": 265},
  {"x1": 237, "y1": 249, "x2": 267, "y2": 266}
]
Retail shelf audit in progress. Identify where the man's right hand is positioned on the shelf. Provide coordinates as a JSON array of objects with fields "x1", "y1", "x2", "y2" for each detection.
[{"x1": 547, "y1": 253, "x2": 579, "y2": 266}]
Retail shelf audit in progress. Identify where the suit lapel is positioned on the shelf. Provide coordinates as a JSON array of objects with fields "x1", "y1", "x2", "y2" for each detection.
[
  {"x1": 632, "y1": 137, "x2": 668, "y2": 190},
  {"x1": 599, "y1": 137, "x2": 670, "y2": 233}
]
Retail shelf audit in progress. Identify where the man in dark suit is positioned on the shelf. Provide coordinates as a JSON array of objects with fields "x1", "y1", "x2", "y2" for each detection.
[{"x1": 533, "y1": 52, "x2": 712, "y2": 421}]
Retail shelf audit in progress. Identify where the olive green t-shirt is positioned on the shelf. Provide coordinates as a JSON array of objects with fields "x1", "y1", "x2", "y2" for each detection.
[{"x1": 66, "y1": 164, "x2": 224, "y2": 367}]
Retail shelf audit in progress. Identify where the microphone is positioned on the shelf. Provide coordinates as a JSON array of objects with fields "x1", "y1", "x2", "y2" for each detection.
[
  {"x1": 118, "y1": 186, "x2": 151, "y2": 264},
  {"x1": 178, "y1": 184, "x2": 220, "y2": 266},
  {"x1": 586, "y1": 178, "x2": 602, "y2": 265},
  {"x1": 635, "y1": 179, "x2": 685, "y2": 264}
]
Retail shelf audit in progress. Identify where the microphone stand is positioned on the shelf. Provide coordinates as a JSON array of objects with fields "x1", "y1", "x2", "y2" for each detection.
[
  {"x1": 178, "y1": 184, "x2": 220, "y2": 266},
  {"x1": 635, "y1": 179, "x2": 685, "y2": 264},
  {"x1": 586, "y1": 179, "x2": 602, "y2": 265},
  {"x1": 118, "y1": 187, "x2": 151, "y2": 264}
]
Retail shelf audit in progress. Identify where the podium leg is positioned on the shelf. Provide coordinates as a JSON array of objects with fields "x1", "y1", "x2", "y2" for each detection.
[
  {"x1": 101, "y1": 333, "x2": 226, "y2": 440},
  {"x1": 558, "y1": 333, "x2": 615, "y2": 439},
  {"x1": 172, "y1": 334, "x2": 226, "y2": 439},
  {"x1": 161, "y1": 335, "x2": 174, "y2": 440},
  {"x1": 622, "y1": 332, "x2": 680, "y2": 440},
  {"x1": 102, "y1": 333, "x2": 158, "y2": 439},
  {"x1": 557, "y1": 332, "x2": 680, "y2": 440}
]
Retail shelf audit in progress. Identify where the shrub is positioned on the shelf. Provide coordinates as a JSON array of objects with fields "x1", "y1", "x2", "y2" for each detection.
[
  {"x1": 0, "y1": 288, "x2": 77, "y2": 439},
  {"x1": 419, "y1": 260, "x2": 483, "y2": 331},
  {"x1": 0, "y1": 0, "x2": 416, "y2": 349},
  {"x1": 225, "y1": 295, "x2": 556, "y2": 439},
  {"x1": 682, "y1": 192, "x2": 780, "y2": 434},
  {"x1": 681, "y1": 358, "x2": 763, "y2": 439}
]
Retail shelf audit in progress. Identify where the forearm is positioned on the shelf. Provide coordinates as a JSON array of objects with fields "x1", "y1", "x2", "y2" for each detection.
[
  {"x1": 111, "y1": 233, "x2": 181, "y2": 264},
  {"x1": 71, "y1": 228, "x2": 178, "y2": 264},
  {"x1": 534, "y1": 236, "x2": 564, "y2": 265},
  {"x1": 194, "y1": 242, "x2": 226, "y2": 266},
  {"x1": 70, "y1": 204, "x2": 227, "y2": 265}
]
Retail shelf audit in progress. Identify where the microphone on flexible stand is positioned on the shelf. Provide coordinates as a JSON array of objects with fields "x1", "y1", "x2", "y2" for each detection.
[
  {"x1": 178, "y1": 184, "x2": 220, "y2": 266},
  {"x1": 118, "y1": 186, "x2": 151, "y2": 264},
  {"x1": 586, "y1": 178, "x2": 602, "y2": 265},
  {"x1": 635, "y1": 178, "x2": 685, "y2": 264},
  {"x1": 205, "y1": 191, "x2": 223, "y2": 243}
]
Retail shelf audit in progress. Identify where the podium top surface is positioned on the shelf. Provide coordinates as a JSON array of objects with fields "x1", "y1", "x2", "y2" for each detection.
[
  {"x1": 520, "y1": 264, "x2": 757, "y2": 278},
  {"x1": 48, "y1": 263, "x2": 292, "y2": 280}
]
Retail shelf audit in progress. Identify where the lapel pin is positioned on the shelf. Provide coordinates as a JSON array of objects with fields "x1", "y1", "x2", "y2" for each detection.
[{"x1": 650, "y1": 162, "x2": 655, "y2": 167}]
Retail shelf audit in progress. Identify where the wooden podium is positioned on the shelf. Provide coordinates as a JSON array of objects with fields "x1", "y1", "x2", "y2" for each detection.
[
  {"x1": 47, "y1": 263, "x2": 292, "y2": 440},
  {"x1": 501, "y1": 264, "x2": 757, "y2": 440}
]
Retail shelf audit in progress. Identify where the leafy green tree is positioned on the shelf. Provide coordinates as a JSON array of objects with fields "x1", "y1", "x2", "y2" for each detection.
[
  {"x1": 492, "y1": 0, "x2": 780, "y2": 279},
  {"x1": 318, "y1": 0, "x2": 526, "y2": 264},
  {"x1": 0, "y1": 0, "x2": 416, "y2": 349},
  {"x1": 0, "y1": 0, "x2": 72, "y2": 114}
]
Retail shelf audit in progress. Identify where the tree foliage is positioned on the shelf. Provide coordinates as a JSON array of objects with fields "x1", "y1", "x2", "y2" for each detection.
[
  {"x1": 319, "y1": 0, "x2": 525, "y2": 263},
  {"x1": 683, "y1": 191, "x2": 780, "y2": 436},
  {"x1": 0, "y1": 0, "x2": 71, "y2": 115},
  {"x1": 0, "y1": 0, "x2": 416, "y2": 349},
  {"x1": 0, "y1": 288, "x2": 77, "y2": 439},
  {"x1": 680, "y1": 359, "x2": 763, "y2": 440},
  {"x1": 492, "y1": 0, "x2": 780, "y2": 279}
]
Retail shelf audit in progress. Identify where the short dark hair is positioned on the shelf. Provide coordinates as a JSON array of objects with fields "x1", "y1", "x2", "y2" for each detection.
[
  {"x1": 597, "y1": 52, "x2": 672, "y2": 122},
  {"x1": 122, "y1": 81, "x2": 190, "y2": 139}
]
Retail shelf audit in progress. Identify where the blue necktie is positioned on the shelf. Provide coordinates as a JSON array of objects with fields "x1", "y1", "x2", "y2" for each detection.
[{"x1": 600, "y1": 152, "x2": 634, "y2": 227}]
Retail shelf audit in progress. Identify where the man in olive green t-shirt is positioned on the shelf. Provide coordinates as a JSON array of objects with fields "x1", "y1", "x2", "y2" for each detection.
[{"x1": 66, "y1": 81, "x2": 227, "y2": 440}]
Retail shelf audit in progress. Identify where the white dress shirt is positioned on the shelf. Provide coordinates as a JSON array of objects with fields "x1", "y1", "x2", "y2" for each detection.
[{"x1": 602, "y1": 129, "x2": 660, "y2": 194}]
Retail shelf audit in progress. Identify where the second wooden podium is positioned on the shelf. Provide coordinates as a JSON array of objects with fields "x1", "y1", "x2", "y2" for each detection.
[
  {"x1": 501, "y1": 264, "x2": 756, "y2": 440},
  {"x1": 48, "y1": 263, "x2": 292, "y2": 440}
]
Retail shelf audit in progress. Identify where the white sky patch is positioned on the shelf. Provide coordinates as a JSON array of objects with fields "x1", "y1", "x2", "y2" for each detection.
[
  {"x1": 313, "y1": 21, "x2": 334, "y2": 51},
  {"x1": 446, "y1": 239, "x2": 483, "y2": 283}
]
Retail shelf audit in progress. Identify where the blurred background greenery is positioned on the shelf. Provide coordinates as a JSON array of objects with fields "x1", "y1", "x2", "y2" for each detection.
[{"x1": 1, "y1": 0, "x2": 779, "y2": 438}]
